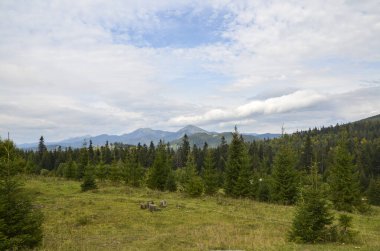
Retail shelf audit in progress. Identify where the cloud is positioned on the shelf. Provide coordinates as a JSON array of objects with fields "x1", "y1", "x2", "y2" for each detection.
[
  {"x1": 0, "y1": 0, "x2": 379, "y2": 143},
  {"x1": 168, "y1": 90, "x2": 326, "y2": 125}
]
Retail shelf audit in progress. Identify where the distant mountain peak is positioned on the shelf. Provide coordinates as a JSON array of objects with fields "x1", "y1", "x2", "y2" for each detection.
[
  {"x1": 177, "y1": 125, "x2": 208, "y2": 135},
  {"x1": 132, "y1": 128, "x2": 154, "y2": 133},
  {"x1": 17, "y1": 124, "x2": 282, "y2": 149}
]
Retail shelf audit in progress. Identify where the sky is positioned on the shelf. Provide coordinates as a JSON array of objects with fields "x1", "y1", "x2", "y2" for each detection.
[{"x1": 1, "y1": 0, "x2": 380, "y2": 144}]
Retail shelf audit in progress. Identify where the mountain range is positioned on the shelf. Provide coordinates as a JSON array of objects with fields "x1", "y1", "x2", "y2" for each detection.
[{"x1": 18, "y1": 125, "x2": 280, "y2": 149}]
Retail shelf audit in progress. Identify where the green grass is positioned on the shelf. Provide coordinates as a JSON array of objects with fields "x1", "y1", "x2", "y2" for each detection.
[{"x1": 24, "y1": 176, "x2": 380, "y2": 251}]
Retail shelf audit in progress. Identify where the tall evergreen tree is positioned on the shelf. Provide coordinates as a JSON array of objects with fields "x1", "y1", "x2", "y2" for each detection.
[
  {"x1": 328, "y1": 142, "x2": 361, "y2": 212},
  {"x1": 37, "y1": 136, "x2": 47, "y2": 160},
  {"x1": 124, "y1": 148, "x2": 144, "y2": 187},
  {"x1": 178, "y1": 134, "x2": 190, "y2": 168},
  {"x1": 225, "y1": 127, "x2": 251, "y2": 197},
  {"x1": 88, "y1": 140, "x2": 94, "y2": 165},
  {"x1": 202, "y1": 149, "x2": 218, "y2": 195},
  {"x1": 300, "y1": 134, "x2": 313, "y2": 173},
  {"x1": 271, "y1": 145, "x2": 299, "y2": 204},
  {"x1": 233, "y1": 139, "x2": 252, "y2": 197},
  {"x1": 147, "y1": 141, "x2": 156, "y2": 168},
  {"x1": 37, "y1": 136, "x2": 49, "y2": 171},
  {"x1": 147, "y1": 142, "x2": 170, "y2": 191},
  {"x1": 102, "y1": 141, "x2": 112, "y2": 164},
  {"x1": 183, "y1": 154, "x2": 204, "y2": 197},
  {"x1": 0, "y1": 139, "x2": 43, "y2": 250}
]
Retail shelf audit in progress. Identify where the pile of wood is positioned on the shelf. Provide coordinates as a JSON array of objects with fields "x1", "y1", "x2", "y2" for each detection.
[{"x1": 140, "y1": 200, "x2": 167, "y2": 212}]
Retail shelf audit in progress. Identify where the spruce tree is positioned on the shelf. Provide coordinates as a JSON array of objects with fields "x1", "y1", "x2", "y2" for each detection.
[
  {"x1": 109, "y1": 160, "x2": 123, "y2": 184},
  {"x1": 36, "y1": 136, "x2": 49, "y2": 172},
  {"x1": 233, "y1": 140, "x2": 252, "y2": 197},
  {"x1": 147, "y1": 141, "x2": 156, "y2": 168},
  {"x1": 225, "y1": 127, "x2": 248, "y2": 197},
  {"x1": 183, "y1": 154, "x2": 204, "y2": 197},
  {"x1": 271, "y1": 145, "x2": 299, "y2": 204},
  {"x1": 81, "y1": 164, "x2": 97, "y2": 192},
  {"x1": 124, "y1": 149, "x2": 145, "y2": 187},
  {"x1": 202, "y1": 149, "x2": 218, "y2": 195},
  {"x1": 178, "y1": 134, "x2": 190, "y2": 168},
  {"x1": 300, "y1": 133, "x2": 313, "y2": 172},
  {"x1": 102, "y1": 141, "x2": 113, "y2": 164},
  {"x1": 37, "y1": 136, "x2": 47, "y2": 160},
  {"x1": 88, "y1": 140, "x2": 94, "y2": 165},
  {"x1": 0, "y1": 139, "x2": 43, "y2": 250},
  {"x1": 289, "y1": 166, "x2": 334, "y2": 243},
  {"x1": 328, "y1": 142, "x2": 361, "y2": 212},
  {"x1": 147, "y1": 142, "x2": 170, "y2": 191}
]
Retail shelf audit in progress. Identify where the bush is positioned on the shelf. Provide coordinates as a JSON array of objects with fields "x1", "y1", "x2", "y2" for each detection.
[
  {"x1": 336, "y1": 214, "x2": 357, "y2": 243},
  {"x1": 185, "y1": 176, "x2": 204, "y2": 197},
  {"x1": 81, "y1": 166, "x2": 97, "y2": 192},
  {"x1": 40, "y1": 168, "x2": 50, "y2": 176}
]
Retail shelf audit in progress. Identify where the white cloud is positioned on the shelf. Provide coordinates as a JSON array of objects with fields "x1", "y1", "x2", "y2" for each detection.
[
  {"x1": 0, "y1": 0, "x2": 379, "y2": 143},
  {"x1": 168, "y1": 90, "x2": 326, "y2": 125}
]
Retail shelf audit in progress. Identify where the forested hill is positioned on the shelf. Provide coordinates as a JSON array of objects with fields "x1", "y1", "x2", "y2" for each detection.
[
  {"x1": 298, "y1": 114, "x2": 380, "y2": 140},
  {"x1": 270, "y1": 114, "x2": 380, "y2": 190}
]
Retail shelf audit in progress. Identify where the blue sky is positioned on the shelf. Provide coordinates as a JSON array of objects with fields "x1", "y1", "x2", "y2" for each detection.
[
  {"x1": 120, "y1": 7, "x2": 232, "y2": 48},
  {"x1": 0, "y1": 0, "x2": 380, "y2": 143}
]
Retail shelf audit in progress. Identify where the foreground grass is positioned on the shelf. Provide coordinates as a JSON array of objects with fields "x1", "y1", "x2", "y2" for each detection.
[{"x1": 24, "y1": 176, "x2": 380, "y2": 251}]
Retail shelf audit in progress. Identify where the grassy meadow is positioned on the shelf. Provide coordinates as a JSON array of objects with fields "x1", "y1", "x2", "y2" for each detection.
[{"x1": 24, "y1": 176, "x2": 380, "y2": 251}]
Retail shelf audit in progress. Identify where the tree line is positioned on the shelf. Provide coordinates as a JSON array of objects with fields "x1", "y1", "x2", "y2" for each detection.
[{"x1": 22, "y1": 119, "x2": 380, "y2": 207}]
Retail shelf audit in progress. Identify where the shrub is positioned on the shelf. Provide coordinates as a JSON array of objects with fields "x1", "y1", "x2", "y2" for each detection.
[
  {"x1": 81, "y1": 166, "x2": 97, "y2": 192},
  {"x1": 336, "y1": 214, "x2": 357, "y2": 243},
  {"x1": 40, "y1": 168, "x2": 50, "y2": 176},
  {"x1": 185, "y1": 176, "x2": 204, "y2": 197}
]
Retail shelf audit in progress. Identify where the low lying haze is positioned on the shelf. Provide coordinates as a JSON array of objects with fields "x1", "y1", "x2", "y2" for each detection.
[{"x1": 1, "y1": 0, "x2": 380, "y2": 143}]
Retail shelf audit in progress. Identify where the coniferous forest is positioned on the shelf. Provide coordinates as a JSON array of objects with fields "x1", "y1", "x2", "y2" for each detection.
[
  {"x1": 1, "y1": 115, "x2": 380, "y2": 249},
  {"x1": 20, "y1": 115, "x2": 380, "y2": 202}
]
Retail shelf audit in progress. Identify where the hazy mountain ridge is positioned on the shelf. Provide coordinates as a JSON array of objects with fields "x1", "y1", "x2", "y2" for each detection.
[{"x1": 17, "y1": 125, "x2": 280, "y2": 149}]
